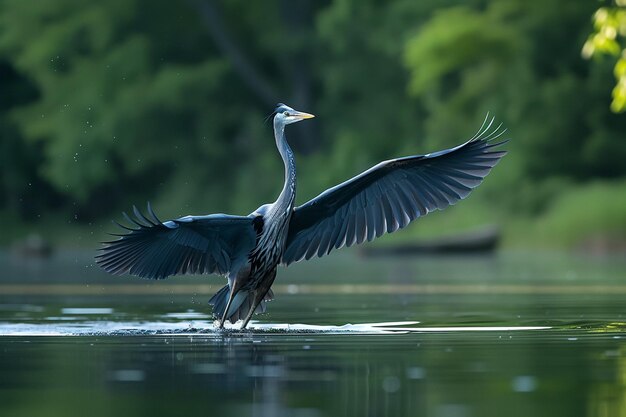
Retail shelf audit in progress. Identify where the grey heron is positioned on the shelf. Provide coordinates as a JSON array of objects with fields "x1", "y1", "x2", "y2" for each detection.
[{"x1": 96, "y1": 103, "x2": 507, "y2": 329}]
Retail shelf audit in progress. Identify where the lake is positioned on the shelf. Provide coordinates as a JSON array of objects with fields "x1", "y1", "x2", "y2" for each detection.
[{"x1": 0, "y1": 249, "x2": 625, "y2": 417}]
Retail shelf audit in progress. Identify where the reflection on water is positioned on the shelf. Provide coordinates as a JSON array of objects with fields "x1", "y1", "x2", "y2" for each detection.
[
  {"x1": 0, "y1": 250, "x2": 625, "y2": 417},
  {"x1": 1, "y1": 324, "x2": 626, "y2": 417}
]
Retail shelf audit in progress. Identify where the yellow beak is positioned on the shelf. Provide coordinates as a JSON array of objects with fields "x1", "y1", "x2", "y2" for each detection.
[{"x1": 295, "y1": 111, "x2": 315, "y2": 120}]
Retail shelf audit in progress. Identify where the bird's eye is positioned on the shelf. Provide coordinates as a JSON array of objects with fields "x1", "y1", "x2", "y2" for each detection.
[{"x1": 283, "y1": 111, "x2": 290, "y2": 116}]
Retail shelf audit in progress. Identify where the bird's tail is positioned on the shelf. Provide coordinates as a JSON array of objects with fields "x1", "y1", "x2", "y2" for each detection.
[{"x1": 209, "y1": 285, "x2": 274, "y2": 324}]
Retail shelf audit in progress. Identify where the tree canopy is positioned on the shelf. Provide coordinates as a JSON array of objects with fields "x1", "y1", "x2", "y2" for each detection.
[{"x1": 0, "y1": 0, "x2": 624, "y2": 232}]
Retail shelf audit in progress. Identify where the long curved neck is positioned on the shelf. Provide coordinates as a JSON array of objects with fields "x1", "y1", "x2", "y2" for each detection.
[{"x1": 272, "y1": 120, "x2": 296, "y2": 213}]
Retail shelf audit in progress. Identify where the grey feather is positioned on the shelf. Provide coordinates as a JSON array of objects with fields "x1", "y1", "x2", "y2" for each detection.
[
  {"x1": 96, "y1": 211, "x2": 257, "y2": 280},
  {"x1": 282, "y1": 127, "x2": 507, "y2": 265}
]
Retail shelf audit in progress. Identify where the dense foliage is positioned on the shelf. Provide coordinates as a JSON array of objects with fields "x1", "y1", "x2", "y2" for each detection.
[
  {"x1": 583, "y1": 2, "x2": 626, "y2": 112},
  {"x1": 0, "y1": 0, "x2": 624, "y2": 244}
]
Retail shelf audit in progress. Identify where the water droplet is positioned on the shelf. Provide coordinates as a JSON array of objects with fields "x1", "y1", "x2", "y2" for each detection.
[
  {"x1": 512, "y1": 376, "x2": 537, "y2": 392},
  {"x1": 109, "y1": 370, "x2": 144, "y2": 382},
  {"x1": 382, "y1": 376, "x2": 400, "y2": 393},
  {"x1": 406, "y1": 367, "x2": 425, "y2": 379}
]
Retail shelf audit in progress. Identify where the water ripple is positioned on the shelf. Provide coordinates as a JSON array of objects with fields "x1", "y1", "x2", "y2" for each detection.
[{"x1": 0, "y1": 320, "x2": 551, "y2": 336}]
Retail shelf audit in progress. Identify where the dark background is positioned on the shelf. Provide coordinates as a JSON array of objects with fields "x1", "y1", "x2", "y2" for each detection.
[{"x1": 1, "y1": 0, "x2": 625, "y2": 250}]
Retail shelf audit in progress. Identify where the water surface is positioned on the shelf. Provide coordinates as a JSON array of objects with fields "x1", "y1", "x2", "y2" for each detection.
[{"x1": 1, "y1": 249, "x2": 625, "y2": 417}]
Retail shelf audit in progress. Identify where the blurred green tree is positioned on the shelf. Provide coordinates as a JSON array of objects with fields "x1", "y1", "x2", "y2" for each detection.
[
  {"x1": 0, "y1": 0, "x2": 319, "y2": 219},
  {"x1": 403, "y1": 0, "x2": 626, "y2": 213},
  {"x1": 0, "y1": 0, "x2": 624, "y2": 236},
  {"x1": 582, "y1": 2, "x2": 626, "y2": 112},
  {"x1": 0, "y1": 60, "x2": 62, "y2": 219}
]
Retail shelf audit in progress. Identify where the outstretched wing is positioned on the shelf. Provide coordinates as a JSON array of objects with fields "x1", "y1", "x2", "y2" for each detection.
[
  {"x1": 282, "y1": 117, "x2": 507, "y2": 265},
  {"x1": 96, "y1": 204, "x2": 258, "y2": 279}
]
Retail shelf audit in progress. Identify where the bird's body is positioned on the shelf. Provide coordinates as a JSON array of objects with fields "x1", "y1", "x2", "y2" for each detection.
[{"x1": 97, "y1": 104, "x2": 507, "y2": 329}]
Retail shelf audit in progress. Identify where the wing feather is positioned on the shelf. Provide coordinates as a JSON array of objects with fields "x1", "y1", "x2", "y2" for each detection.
[
  {"x1": 282, "y1": 119, "x2": 508, "y2": 265},
  {"x1": 96, "y1": 206, "x2": 257, "y2": 279}
]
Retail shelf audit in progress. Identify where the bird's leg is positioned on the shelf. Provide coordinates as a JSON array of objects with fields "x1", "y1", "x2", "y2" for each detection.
[
  {"x1": 218, "y1": 288, "x2": 238, "y2": 329},
  {"x1": 240, "y1": 271, "x2": 277, "y2": 329},
  {"x1": 240, "y1": 290, "x2": 264, "y2": 330},
  {"x1": 218, "y1": 271, "x2": 247, "y2": 329}
]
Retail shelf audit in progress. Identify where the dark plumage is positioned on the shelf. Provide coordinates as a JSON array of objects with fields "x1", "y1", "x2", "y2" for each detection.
[{"x1": 96, "y1": 105, "x2": 507, "y2": 329}]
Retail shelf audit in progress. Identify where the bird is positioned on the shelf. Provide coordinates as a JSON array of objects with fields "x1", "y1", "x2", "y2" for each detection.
[{"x1": 96, "y1": 103, "x2": 507, "y2": 329}]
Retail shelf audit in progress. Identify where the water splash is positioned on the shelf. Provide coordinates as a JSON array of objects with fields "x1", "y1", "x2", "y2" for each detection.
[{"x1": 0, "y1": 320, "x2": 550, "y2": 336}]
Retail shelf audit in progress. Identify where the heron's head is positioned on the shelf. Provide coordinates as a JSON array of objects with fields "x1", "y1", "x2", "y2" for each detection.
[{"x1": 271, "y1": 103, "x2": 315, "y2": 126}]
